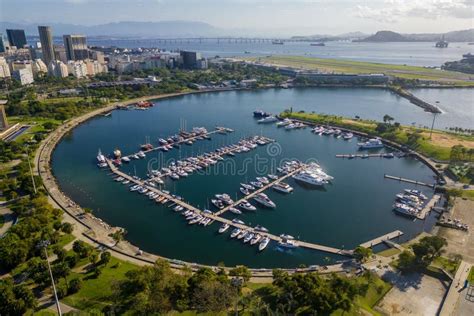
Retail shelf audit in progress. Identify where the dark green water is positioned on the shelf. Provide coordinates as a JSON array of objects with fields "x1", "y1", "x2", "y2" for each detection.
[{"x1": 52, "y1": 88, "x2": 442, "y2": 268}]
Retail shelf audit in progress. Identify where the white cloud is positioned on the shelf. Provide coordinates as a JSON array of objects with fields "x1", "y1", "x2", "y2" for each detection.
[{"x1": 355, "y1": 0, "x2": 473, "y2": 22}]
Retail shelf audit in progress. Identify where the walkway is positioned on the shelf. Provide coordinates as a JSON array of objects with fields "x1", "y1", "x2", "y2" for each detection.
[
  {"x1": 439, "y1": 260, "x2": 472, "y2": 316},
  {"x1": 360, "y1": 230, "x2": 404, "y2": 248},
  {"x1": 108, "y1": 160, "x2": 348, "y2": 256},
  {"x1": 417, "y1": 194, "x2": 441, "y2": 220}
]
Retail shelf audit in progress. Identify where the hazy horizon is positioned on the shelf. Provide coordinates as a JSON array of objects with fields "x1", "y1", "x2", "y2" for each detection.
[{"x1": 1, "y1": 0, "x2": 473, "y2": 36}]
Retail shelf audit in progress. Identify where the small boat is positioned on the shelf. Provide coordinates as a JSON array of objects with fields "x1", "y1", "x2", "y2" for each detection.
[
  {"x1": 170, "y1": 173, "x2": 180, "y2": 180},
  {"x1": 254, "y1": 225, "x2": 269, "y2": 233},
  {"x1": 240, "y1": 183, "x2": 255, "y2": 190},
  {"x1": 121, "y1": 157, "x2": 131, "y2": 163},
  {"x1": 267, "y1": 174, "x2": 278, "y2": 180},
  {"x1": 229, "y1": 207, "x2": 242, "y2": 215},
  {"x1": 232, "y1": 218, "x2": 245, "y2": 225},
  {"x1": 272, "y1": 182, "x2": 293, "y2": 193},
  {"x1": 96, "y1": 149, "x2": 106, "y2": 163},
  {"x1": 238, "y1": 200, "x2": 257, "y2": 211},
  {"x1": 230, "y1": 228, "x2": 241, "y2": 238},
  {"x1": 250, "y1": 181, "x2": 263, "y2": 188},
  {"x1": 240, "y1": 187, "x2": 250, "y2": 195},
  {"x1": 250, "y1": 234, "x2": 262, "y2": 245},
  {"x1": 279, "y1": 234, "x2": 295, "y2": 240},
  {"x1": 259, "y1": 237, "x2": 270, "y2": 251},
  {"x1": 244, "y1": 233, "x2": 254, "y2": 243},
  {"x1": 137, "y1": 151, "x2": 146, "y2": 158},
  {"x1": 257, "y1": 116, "x2": 278, "y2": 124},
  {"x1": 237, "y1": 230, "x2": 249, "y2": 239},
  {"x1": 278, "y1": 239, "x2": 298, "y2": 248},
  {"x1": 253, "y1": 193, "x2": 276, "y2": 208},
  {"x1": 218, "y1": 223, "x2": 230, "y2": 233},
  {"x1": 122, "y1": 179, "x2": 130, "y2": 184},
  {"x1": 211, "y1": 199, "x2": 225, "y2": 209},
  {"x1": 256, "y1": 177, "x2": 269, "y2": 184}
]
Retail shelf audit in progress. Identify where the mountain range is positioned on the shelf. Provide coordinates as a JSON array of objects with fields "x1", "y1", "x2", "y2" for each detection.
[{"x1": 1, "y1": 21, "x2": 473, "y2": 42}]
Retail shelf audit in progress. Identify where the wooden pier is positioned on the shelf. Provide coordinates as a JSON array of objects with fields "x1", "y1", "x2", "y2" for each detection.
[
  {"x1": 214, "y1": 165, "x2": 305, "y2": 216},
  {"x1": 359, "y1": 230, "x2": 404, "y2": 248},
  {"x1": 416, "y1": 194, "x2": 441, "y2": 220},
  {"x1": 384, "y1": 174, "x2": 435, "y2": 188}
]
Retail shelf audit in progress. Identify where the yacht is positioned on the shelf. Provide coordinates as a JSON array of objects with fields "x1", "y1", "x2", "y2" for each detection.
[
  {"x1": 232, "y1": 218, "x2": 245, "y2": 225},
  {"x1": 268, "y1": 174, "x2": 278, "y2": 180},
  {"x1": 253, "y1": 110, "x2": 269, "y2": 118},
  {"x1": 254, "y1": 225, "x2": 269, "y2": 233},
  {"x1": 259, "y1": 237, "x2": 270, "y2": 251},
  {"x1": 240, "y1": 183, "x2": 255, "y2": 190},
  {"x1": 237, "y1": 230, "x2": 249, "y2": 240},
  {"x1": 272, "y1": 182, "x2": 294, "y2": 193},
  {"x1": 285, "y1": 123, "x2": 297, "y2": 130},
  {"x1": 211, "y1": 199, "x2": 225, "y2": 209},
  {"x1": 122, "y1": 179, "x2": 130, "y2": 184},
  {"x1": 229, "y1": 207, "x2": 242, "y2": 215},
  {"x1": 257, "y1": 116, "x2": 278, "y2": 124},
  {"x1": 218, "y1": 223, "x2": 230, "y2": 233},
  {"x1": 292, "y1": 172, "x2": 327, "y2": 186},
  {"x1": 216, "y1": 193, "x2": 234, "y2": 205},
  {"x1": 122, "y1": 156, "x2": 131, "y2": 163},
  {"x1": 383, "y1": 153, "x2": 395, "y2": 158},
  {"x1": 96, "y1": 149, "x2": 106, "y2": 163},
  {"x1": 358, "y1": 138, "x2": 384, "y2": 149},
  {"x1": 137, "y1": 151, "x2": 146, "y2": 158},
  {"x1": 256, "y1": 176, "x2": 269, "y2": 184},
  {"x1": 170, "y1": 173, "x2": 180, "y2": 180},
  {"x1": 158, "y1": 138, "x2": 168, "y2": 145},
  {"x1": 130, "y1": 185, "x2": 141, "y2": 192},
  {"x1": 97, "y1": 162, "x2": 108, "y2": 168},
  {"x1": 343, "y1": 132, "x2": 354, "y2": 140},
  {"x1": 237, "y1": 200, "x2": 255, "y2": 211},
  {"x1": 393, "y1": 203, "x2": 418, "y2": 218},
  {"x1": 230, "y1": 228, "x2": 241, "y2": 238},
  {"x1": 276, "y1": 118, "x2": 292, "y2": 127},
  {"x1": 250, "y1": 181, "x2": 263, "y2": 188},
  {"x1": 244, "y1": 233, "x2": 254, "y2": 243},
  {"x1": 240, "y1": 187, "x2": 250, "y2": 195},
  {"x1": 253, "y1": 193, "x2": 276, "y2": 208},
  {"x1": 280, "y1": 234, "x2": 295, "y2": 240},
  {"x1": 278, "y1": 239, "x2": 298, "y2": 249},
  {"x1": 177, "y1": 170, "x2": 188, "y2": 177},
  {"x1": 404, "y1": 189, "x2": 428, "y2": 200},
  {"x1": 250, "y1": 234, "x2": 262, "y2": 245},
  {"x1": 138, "y1": 187, "x2": 148, "y2": 194}
]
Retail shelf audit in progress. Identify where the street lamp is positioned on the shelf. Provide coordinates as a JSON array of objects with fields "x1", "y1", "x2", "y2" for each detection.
[{"x1": 37, "y1": 240, "x2": 62, "y2": 316}]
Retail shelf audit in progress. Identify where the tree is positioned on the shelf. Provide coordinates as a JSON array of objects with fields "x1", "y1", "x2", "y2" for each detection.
[
  {"x1": 383, "y1": 114, "x2": 394, "y2": 124},
  {"x1": 72, "y1": 240, "x2": 91, "y2": 258},
  {"x1": 229, "y1": 265, "x2": 252, "y2": 283},
  {"x1": 89, "y1": 251, "x2": 99, "y2": 265},
  {"x1": 398, "y1": 236, "x2": 447, "y2": 271},
  {"x1": 100, "y1": 251, "x2": 111, "y2": 266},
  {"x1": 68, "y1": 278, "x2": 82, "y2": 294},
  {"x1": 353, "y1": 246, "x2": 373, "y2": 262},
  {"x1": 0, "y1": 279, "x2": 37, "y2": 315},
  {"x1": 61, "y1": 222, "x2": 73, "y2": 234}
]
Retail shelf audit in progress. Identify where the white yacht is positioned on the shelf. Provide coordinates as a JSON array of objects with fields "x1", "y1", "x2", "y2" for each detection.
[
  {"x1": 250, "y1": 181, "x2": 263, "y2": 188},
  {"x1": 257, "y1": 116, "x2": 278, "y2": 124},
  {"x1": 253, "y1": 193, "x2": 276, "y2": 208},
  {"x1": 259, "y1": 237, "x2": 270, "y2": 251},
  {"x1": 232, "y1": 218, "x2": 245, "y2": 225},
  {"x1": 229, "y1": 207, "x2": 242, "y2": 215},
  {"x1": 238, "y1": 200, "x2": 257, "y2": 211},
  {"x1": 256, "y1": 176, "x2": 269, "y2": 184},
  {"x1": 96, "y1": 149, "x2": 106, "y2": 163},
  {"x1": 240, "y1": 187, "x2": 250, "y2": 195},
  {"x1": 404, "y1": 189, "x2": 428, "y2": 200},
  {"x1": 272, "y1": 182, "x2": 294, "y2": 193},
  {"x1": 267, "y1": 174, "x2": 278, "y2": 180},
  {"x1": 230, "y1": 228, "x2": 241, "y2": 238},
  {"x1": 218, "y1": 223, "x2": 230, "y2": 233},
  {"x1": 276, "y1": 118, "x2": 292, "y2": 127},
  {"x1": 240, "y1": 183, "x2": 255, "y2": 190},
  {"x1": 292, "y1": 172, "x2": 327, "y2": 186},
  {"x1": 393, "y1": 203, "x2": 418, "y2": 218},
  {"x1": 280, "y1": 234, "x2": 295, "y2": 239},
  {"x1": 254, "y1": 225, "x2": 269, "y2": 233},
  {"x1": 138, "y1": 151, "x2": 146, "y2": 158},
  {"x1": 278, "y1": 239, "x2": 298, "y2": 248},
  {"x1": 237, "y1": 230, "x2": 249, "y2": 239},
  {"x1": 244, "y1": 233, "x2": 254, "y2": 243},
  {"x1": 122, "y1": 156, "x2": 131, "y2": 163},
  {"x1": 250, "y1": 234, "x2": 262, "y2": 245},
  {"x1": 358, "y1": 138, "x2": 384, "y2": 149},
  {"x1": 343, "y1": 132, "x2": 354, "y2": 140}
]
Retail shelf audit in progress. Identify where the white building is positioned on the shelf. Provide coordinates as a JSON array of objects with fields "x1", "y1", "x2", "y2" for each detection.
[
  {"x1": 32, "y1": 59, "x2": 48, "y2": 74},
  {"x1": 13, "y1": 68, "x2": 34, "y2": 85},
  {"x1": 0, "y1": 57, "x2": 11, "y2": 78},
  {"x1": 48, "y1": 60, "x2": 69, "y2": 78},
  {"x1": 85, "y1": 59, "x2": 107, "y2": 76},
  {"x1": 196, "y1": 58, "x2": 208, "y2": 69},
  {"x1": 67, "y1": 60, "x2": 88, "y2": 78}
]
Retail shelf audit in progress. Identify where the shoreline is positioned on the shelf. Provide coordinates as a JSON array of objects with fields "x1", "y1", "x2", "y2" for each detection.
[{"x1": 35, "y1": 87, "x2": 446, "y2": 274}]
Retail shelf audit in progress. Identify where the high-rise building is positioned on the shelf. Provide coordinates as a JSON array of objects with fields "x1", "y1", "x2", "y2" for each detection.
[
  {"x1": 0, "y1": 34, "x2": 6, "y2": 53},
  {"x1": 66, "y1": 60, "x2": 88, "y2": 78},
  {"x1": 13, "y1": 68, "x2": 34, "y2": 85},
  {"x1": 0, "y1": 57, "x2": 11, "y2": 78},
  {"x1": 54, "y1": 46, "x2": 68, "y2": 63},
  {"x1": 6, "y1": 29, "x2": 27, "y2": 48},
  {"x1": 48, "y1": 60, "x2": 69, "y2": 78},
  {"x1": 38, "y1": 26, "x2": 55, "y2": 65},
  {"x1": 63, "y1": 35, "x2": 88, "y2": 61},
  {"x1": 0, "y1": 103, "x2": 8, "y2": 131},
  {"x1": 180, "y1": 51, "x2": 201, "y2": 69},
  {"x1": 32, "y1": 59, "x2": 48, "y2": 74}
]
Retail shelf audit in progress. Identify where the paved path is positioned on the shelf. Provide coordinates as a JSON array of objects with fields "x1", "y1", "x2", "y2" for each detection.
[
  {"x1": 439, "y1": 260, "x2": 472, "y2": 316},
  {"x1": 0, "y1": 205, "x2": 15, "y2": 237},
  {"x1": 360, "y1": 230, "x2": 404, "y2": 248}
]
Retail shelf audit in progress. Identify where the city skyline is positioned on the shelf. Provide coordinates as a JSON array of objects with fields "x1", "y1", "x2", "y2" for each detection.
[{"x1": 0, "y1": 0, "x2": 473, "y2": 36}]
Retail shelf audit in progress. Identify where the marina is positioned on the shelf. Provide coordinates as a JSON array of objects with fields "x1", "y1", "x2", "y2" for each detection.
[{"x1": 52, "y1": 88, "x2": 440, "y2": 268}]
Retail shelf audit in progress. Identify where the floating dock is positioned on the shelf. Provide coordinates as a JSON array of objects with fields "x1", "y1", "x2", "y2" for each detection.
[
  {"x1": 384, "y1": 174, "x2": 436, "y2": 188},
  {"x1": 359, "y1": 230, "x2": 403, "y2": 248}
]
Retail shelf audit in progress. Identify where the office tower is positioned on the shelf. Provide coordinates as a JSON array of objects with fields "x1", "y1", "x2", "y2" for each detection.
[
  {"x1": 0, "y1": 34, "x2": 6, "y2": 53},
  {"x1": 180, "y1": 51, "x2": 201, "y2": 69},
  {"x1": 48, "y1": 60, "x2": 69, "y2": 77},
  {"x1": 38, "y1": 26, "x2": 55, "y2": 65},
  {"x1": 6, "y1": 29, "x2": 27, "y2": 48},
  {"x1": 63, "y1": 35, "x2": 88, "y2": 60},
  {"x1": 54, "y1": 46, "x2": 68, "y2": 63}
]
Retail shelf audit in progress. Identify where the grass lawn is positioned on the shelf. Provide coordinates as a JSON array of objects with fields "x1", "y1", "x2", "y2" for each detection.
[
  {"x1": 331, "y1": 273, "x2": 392, "y2": 316},
  {"x1": 431, "y1": 257, "x2": 460, "y2": 276},
  {"x1": 469, "y1": 267, "x2": 474, "y2": 283},
  {"x1": 377, "y1": 248, "x2": 401, "y2": 258},
  {"x1": 246, "y1": 56, "x2": 474, "y2": 85},
  {"x1": 61, "y1": 256, "x2": 138, "y2": 311},
  {"x1": 283, "y1": 111, "x2": 474, "y2": 161},
  {"x1": 461, "y1": 190, "x2": 474, "y2": 201},
  {"x1": 32, "y1": 309, "x2": 57, "y2": 316}
]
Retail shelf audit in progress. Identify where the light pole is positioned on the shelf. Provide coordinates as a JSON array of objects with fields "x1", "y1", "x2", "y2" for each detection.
[
  {"x1": 26, "y1": 146, "x2": 37, "y2": 194},
  {"x1": 38, "y1": 240, "x2": 62, "y2": 316},
  {"x1": 429, "y1": 113, "x2": 437, "y2": 140}
]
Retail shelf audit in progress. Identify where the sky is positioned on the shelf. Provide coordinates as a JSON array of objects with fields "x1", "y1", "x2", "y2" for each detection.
[{"x1": 1, "y1": 0, "x2": 473, "y2": 35}]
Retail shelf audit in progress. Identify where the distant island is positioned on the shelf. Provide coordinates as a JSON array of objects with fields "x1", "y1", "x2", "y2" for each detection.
[{"x1": 355, "y1": 29, "x2": 474, "y2": 43}]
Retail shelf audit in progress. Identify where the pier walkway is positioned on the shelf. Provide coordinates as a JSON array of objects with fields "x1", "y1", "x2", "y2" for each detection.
[
  {"x1": 416, "y1": 194, "x2": 441, "y2": 220},
  {"x1": 384, "y1": 174, "x2": 436, "y2": 188},
  {"x1": 106, "y1": 159, "x2": 348, "y2": 256},
  {"x1": 360, "y1": 230, "x2": 404, "y2": 248},
  {"x1": 214, "y1": 165, "x2": 305, "y2": 216},
  {"x1": 336, "y1": 153, "x2": 403, "y2": 159},
  {"x1": 120, "y1": 127, "x2": 228, "y2": 160}
]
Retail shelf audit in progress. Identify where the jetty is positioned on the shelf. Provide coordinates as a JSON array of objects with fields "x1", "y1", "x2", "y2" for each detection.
[
  {"x1": 416, "y1": 194, "x2": 441, "y2": 220},
  {"x1": 360, "y1": 230, "x2": 404, "y2": 248},
  {"x1": 384, "y1": 174, "x2": 436, "y2": 188},
  {"x1": 389, "y1": 87, "x2": 441, "y2": 114},
  {"x1": 214, "y1": 165, "x2": 305, "y2": 216},
  {"x1": 336, "y1": 153, "x2": 404, "y2": 159}
]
